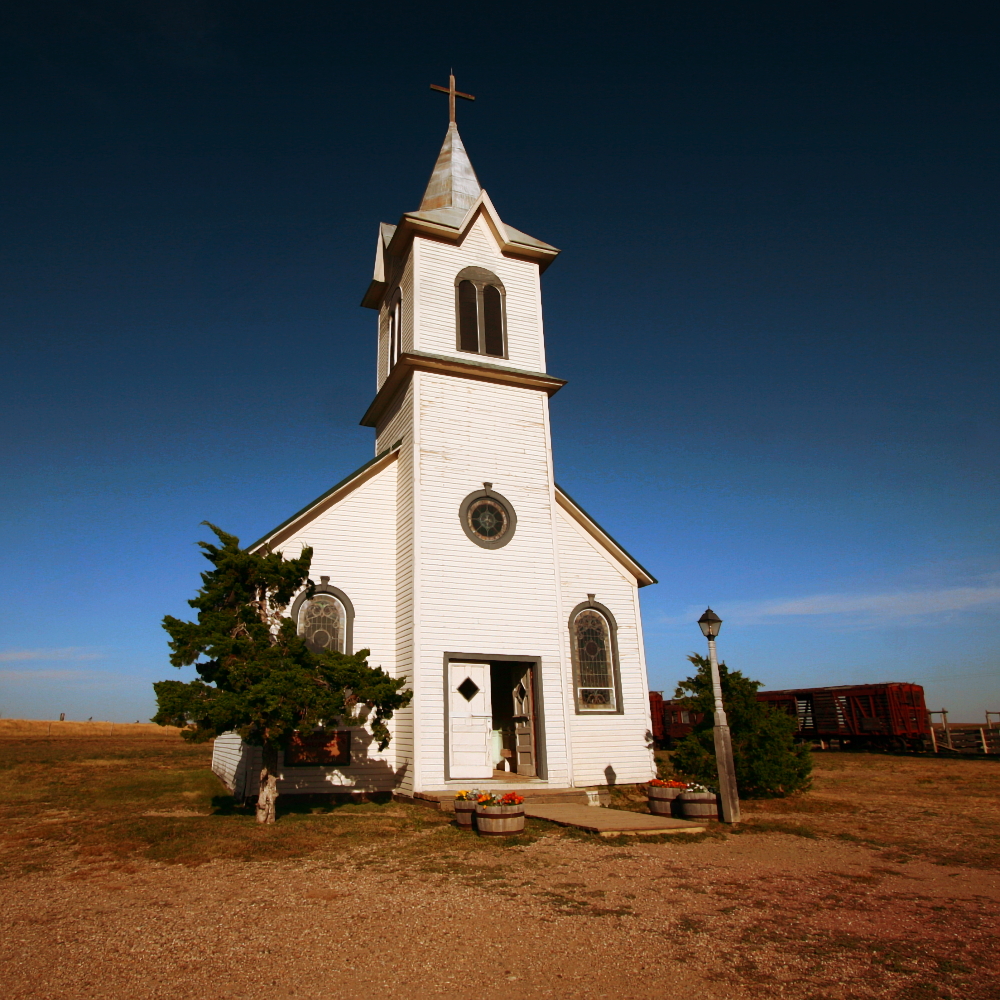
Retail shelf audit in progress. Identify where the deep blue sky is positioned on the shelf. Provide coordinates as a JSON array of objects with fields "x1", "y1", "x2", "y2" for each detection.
[{"x1": 2, "y1": 2, "x2": 998, "y2": 722}]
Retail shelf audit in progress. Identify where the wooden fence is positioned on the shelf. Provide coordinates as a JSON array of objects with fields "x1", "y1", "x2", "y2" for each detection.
[{"x1": 927, "y1": 711, "x2": 1000, "y2": 754}]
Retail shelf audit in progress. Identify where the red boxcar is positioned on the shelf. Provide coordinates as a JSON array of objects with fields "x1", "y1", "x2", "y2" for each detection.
[
  {"x1": 649, "y1": 691, "x2": 664, "y2": 743},
  {"x1": 649, "y1": 691, "x2": 704, "y2": 745},
  {"x1": 650, "y1": 682, "x2": 929, "y2": 750},
  {"x1": 756, "y1": 683, "x2": 929, "y2": 750}
]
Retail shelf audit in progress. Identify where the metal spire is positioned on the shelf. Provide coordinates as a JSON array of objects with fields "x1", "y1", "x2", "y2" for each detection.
[{"x1": 419, "y1": 74, "x2": 481, "y2": 212}]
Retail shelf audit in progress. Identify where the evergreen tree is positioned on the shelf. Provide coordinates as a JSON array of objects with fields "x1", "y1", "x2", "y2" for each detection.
[
  {"x1": 153, "y1": 523, "x2": 411, "y2": 823},
  {"x1": 670, "y1": 654, "x2": 812, "y2": 797}
]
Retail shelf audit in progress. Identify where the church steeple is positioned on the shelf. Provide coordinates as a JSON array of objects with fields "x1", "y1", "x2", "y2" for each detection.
[
  {"x1": 361, "y1": 76, "x2": 560, "y2": 312},
  {"x1": 419, "y1": 74, "x2": 481, "y2": 212},
  {"x1": 418, "y1": 123, "x2": 482, "y2": 212}
]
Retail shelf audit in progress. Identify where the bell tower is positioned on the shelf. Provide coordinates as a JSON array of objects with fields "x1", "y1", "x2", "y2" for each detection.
[
  {"x1": 361, "y1": 76, "x2": 561, "y2": 407},
  {"x1": 358, "y1": 79, "x2": 573, "y2": 788}
]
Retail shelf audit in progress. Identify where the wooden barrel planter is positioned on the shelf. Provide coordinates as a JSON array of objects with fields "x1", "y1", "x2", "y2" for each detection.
[
  {"x1": 475, "y1": 804, "x2": 525, "y2": 837},
  {"x1": 454, "y1": 799, "x2": 477, "y2": 829},
  {"x1": 647, "y1": 785, "x2": 684, "y2": 816},
  {"x1": 678, "y1": 791, "x2": 719, "y2": 820}
]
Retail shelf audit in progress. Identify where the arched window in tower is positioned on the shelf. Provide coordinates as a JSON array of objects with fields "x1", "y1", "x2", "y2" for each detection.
[
  {"x1": 299, "y1": 594, "x2": 347, "y2": 654},
  {"x1": 387, "y1": 290, "x2": 403, "y2": 370},
  {"x1": 482, "y1": 284, "x2": 504, "y2": 356},
  {"x1": 455, "y1": 267, "x2": 507, "y2": 358},
  {"x1": 458, "y1": 280, "x2": 479, "y2": 352},
  {"x1": 570, "y1": 604, "x2": 620, "y2": 712}
]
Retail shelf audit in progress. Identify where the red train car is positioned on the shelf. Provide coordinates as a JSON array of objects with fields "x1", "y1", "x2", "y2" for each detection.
[
  {"x1": 756, "y1": 682, "x2": 929, "y2": 750},
  {"x1": 648, "y1": 691, "x2": 704, "y2": 745},
  {"x1": 649, "y1": 691, "x2": 664, "y2": 743},
  {"x1": 650, "y1": 682, "x2": 929, "y2": 750}
]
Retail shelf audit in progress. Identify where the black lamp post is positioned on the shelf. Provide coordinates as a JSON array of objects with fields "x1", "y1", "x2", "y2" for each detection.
[{"x1": 697, "y1": 607, "x2": 741, "y2": 824}]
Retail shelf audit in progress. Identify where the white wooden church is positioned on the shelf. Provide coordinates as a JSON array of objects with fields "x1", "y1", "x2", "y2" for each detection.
[{"x1": 213, "y1": 81, "x2": 658, "y2": 801}]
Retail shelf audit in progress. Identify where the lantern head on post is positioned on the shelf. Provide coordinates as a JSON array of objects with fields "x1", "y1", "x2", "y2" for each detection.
[{"x1": 698, "y1": 607, "x2": 722, "y2": 638}]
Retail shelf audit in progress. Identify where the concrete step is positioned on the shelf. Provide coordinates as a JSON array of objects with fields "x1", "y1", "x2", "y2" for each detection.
[{"x1": 409, "y1": 787, "x2": 604, "y2": 812}]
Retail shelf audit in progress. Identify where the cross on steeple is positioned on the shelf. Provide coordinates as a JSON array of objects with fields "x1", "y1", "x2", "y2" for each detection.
[{"x1": 430, "y1": 72, "x2": 475, "y2": 125}]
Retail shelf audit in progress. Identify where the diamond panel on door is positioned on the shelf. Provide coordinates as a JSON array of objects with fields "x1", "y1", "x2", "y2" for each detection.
[{"x1": 458, "y1": 677, "x2": 480, "y2": 701}]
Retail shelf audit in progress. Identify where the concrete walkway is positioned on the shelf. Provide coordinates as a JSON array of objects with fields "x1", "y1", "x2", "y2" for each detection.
[{"x1": 524, "y1": 803, "x2": 706, "y2": 836}]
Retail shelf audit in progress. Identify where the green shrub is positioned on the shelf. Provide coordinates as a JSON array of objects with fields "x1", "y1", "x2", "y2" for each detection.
[{"x1": 670, "y1": 654, "x2": 812, "y2": 797}]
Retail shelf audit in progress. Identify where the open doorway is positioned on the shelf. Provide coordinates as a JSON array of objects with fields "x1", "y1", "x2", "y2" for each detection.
[{"x1": 490, "y1": 661, "x2": 537, "y2": 777}]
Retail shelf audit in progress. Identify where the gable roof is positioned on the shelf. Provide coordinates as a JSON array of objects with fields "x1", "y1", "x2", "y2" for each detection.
[
  {"x1": 555, "y1": 485, "x2": 658, "y2": 587},
  {"x1": 247, "y1": 441, "x2": 402, "y2": 553},
  {"x1": 245, "y1": 451, "x2": 656, "y2": 588},
  {"x1": 362, "y1": 194, "x2": 559, "y2": 309},
  {"x1": 362, "y1": 190, "x2": 560, "y2": 309}
]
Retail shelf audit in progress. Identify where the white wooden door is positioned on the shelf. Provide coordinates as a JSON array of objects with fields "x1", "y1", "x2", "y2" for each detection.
[{"x1": 448, "y1": 661, "x2": 493, "y2": 779}]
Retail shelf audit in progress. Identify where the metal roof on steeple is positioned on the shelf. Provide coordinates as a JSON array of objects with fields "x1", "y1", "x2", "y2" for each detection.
[{"x1": 418, "y1": 122, "x2": 482, "y2": 212}]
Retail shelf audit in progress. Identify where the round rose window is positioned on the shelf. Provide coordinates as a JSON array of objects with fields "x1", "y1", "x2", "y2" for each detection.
[
  {"x1": 468, "y1": 498, "x2": 509, "y2": 540},
  {"x1": 459, "y1": 489, "x2": 517, "y2": 549}
]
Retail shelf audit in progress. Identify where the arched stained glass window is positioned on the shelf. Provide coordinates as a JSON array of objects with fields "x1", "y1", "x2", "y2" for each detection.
[
  {"x1": 572, "y1": 608, "x2": 617, "y2": 711},
  {"x1": 299, "y1": 594, "x2": 347, "y2": 654}
]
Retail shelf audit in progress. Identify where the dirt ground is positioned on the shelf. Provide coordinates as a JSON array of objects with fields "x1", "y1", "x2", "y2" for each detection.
[{"x1": 1, "y1": 733, "x2": 998, "y2": 1000}]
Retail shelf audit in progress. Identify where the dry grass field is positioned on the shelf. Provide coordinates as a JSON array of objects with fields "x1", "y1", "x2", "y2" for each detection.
[
  {"x1": 1, "y1": 730, "x2": 997, "y2": 1000},
  {"x1": 613, "y1": 748, "x2": 1000, "y2": 870},
  {"x1": 0, "y1": 718, "x2": 183, "y2": 738}
]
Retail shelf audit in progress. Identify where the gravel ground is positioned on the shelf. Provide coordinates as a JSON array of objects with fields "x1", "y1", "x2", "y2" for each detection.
[{"x1": 3, "y1": 829, "x2": 998, "y2": 1000}]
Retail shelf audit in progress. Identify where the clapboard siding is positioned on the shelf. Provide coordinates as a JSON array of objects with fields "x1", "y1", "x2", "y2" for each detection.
[
  {"x1": 556, "y1": 506, "x2": 656, "y2": 786},
  {"x1": 211, "y1": 731, "x2": 400, "y2": 795},
  {"x1": 413, "y1": 370, "x2": 570, "y2": 788},
  {"x1": 211, "y1": 732, "x2": 243, "y2": 791},
  {"x1": 376, "y1": 381, "x2": 416, "y2": 793},
  {"x1": 211, "y1": 733, "x2": 261, "y2": 799},
  {"x1": 412, "y1": 220, "x2": 546, "y2": 373},
  {"x1": 274, "y1": 722, "x2": 400, "y2": 792},
  {"x1": 277, "y1": 460, "x2": 397, "y2": 671},
  {"x1": 272, "y1": 456, "x2": 408, "y2": 788}
]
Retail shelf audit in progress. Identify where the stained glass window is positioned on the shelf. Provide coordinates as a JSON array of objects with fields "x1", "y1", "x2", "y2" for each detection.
[
  {"x1": 467, "y1": 498, "x2": 509, "y2": 541},
  {"x1": 299, "y1": 594, "x2": 346, "y2": 654},
  {"x1": 573, "y1": 609, "x2": 616, "y2": 711},
  {"x1": 459, "y1": 488, "x2": 517, "y2": 550}
]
